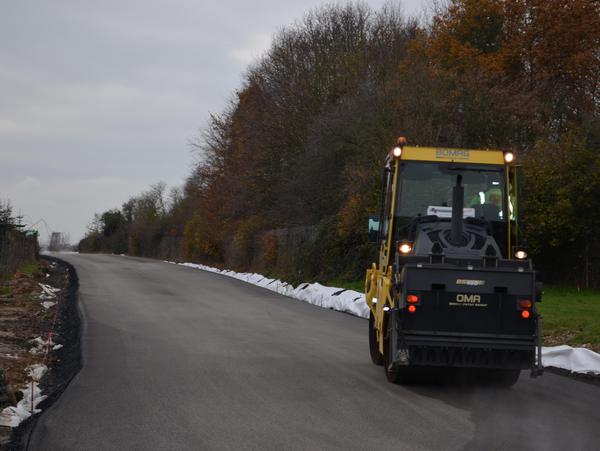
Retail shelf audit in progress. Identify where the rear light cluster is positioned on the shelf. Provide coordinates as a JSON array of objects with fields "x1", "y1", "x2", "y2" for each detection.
[
  {"x1": 406, "y1": 293, "x2": 419, "y2": 313},
  {"x1": 518, "y1": 299, "x2": 533, "y2": 319},
  {"x1": 406, "y1": 294, "x2": 419, "y2": 304}
]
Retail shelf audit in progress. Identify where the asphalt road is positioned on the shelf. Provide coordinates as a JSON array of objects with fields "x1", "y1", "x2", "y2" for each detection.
[{"x1": 30, "y1": 254, "x2": 600, "y2": 450}]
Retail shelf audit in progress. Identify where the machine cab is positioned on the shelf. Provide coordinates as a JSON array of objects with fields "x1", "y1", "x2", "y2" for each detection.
[{"x1": 373, "y1": 143, "x2": 526, "y2": 269}]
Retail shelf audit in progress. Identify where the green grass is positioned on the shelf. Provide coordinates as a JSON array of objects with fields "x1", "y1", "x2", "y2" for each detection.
[
  {"x1": 0, "y1": 285, "x2": 9, "y2": 296},
  {"x1": 325, "y1": 279, "x2": 600, "y2": 350},
  {"x1": 538, "y1": 286, "x2": 600, "y2": 349},
  {"x1": 325, "y1": 279, "x2": 364, "y2": 292},
  {"x1": 18, "y1": 261, "x2": 41, "y2": 277}
]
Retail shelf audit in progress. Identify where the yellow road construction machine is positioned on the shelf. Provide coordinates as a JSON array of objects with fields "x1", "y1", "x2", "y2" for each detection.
[{"x1": 365, "y1": 138, "x2": 542, "y2": 386}]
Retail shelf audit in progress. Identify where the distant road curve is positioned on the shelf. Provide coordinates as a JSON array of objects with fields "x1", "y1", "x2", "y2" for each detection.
[{"x1": 30, "y1": 254, "x2": 600, "y2": 450}]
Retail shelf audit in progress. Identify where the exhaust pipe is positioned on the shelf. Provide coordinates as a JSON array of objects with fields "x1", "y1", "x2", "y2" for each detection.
[{"x1": 451, "y1": 174, "x2": 464, "y2": 244}]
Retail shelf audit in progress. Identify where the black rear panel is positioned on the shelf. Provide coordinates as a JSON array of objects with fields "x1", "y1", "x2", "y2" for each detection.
[{"x1": 400, "y1": 265, "x2": 536, "y2": 337}]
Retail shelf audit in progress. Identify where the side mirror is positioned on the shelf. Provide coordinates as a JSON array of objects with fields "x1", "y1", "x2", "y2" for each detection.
[{"x1": 368, "y1": 215, "x2": 380, "y2": 243}]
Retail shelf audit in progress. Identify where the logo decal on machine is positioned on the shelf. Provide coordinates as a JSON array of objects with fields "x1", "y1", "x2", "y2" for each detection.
[
  {"x1": 456, "y1": 279, "x2": 485, "y2": 286},
  {"x1": 436, "y1": 148, "x2": 470, "y2": 160},
  {"x1": 449, "y1": 293, "x2": 488, "y2": 307}
]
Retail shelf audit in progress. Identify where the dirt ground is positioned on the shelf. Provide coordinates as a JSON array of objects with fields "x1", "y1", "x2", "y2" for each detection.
[{"x1": 0, "y1": 257, "x2": 80, "y2": 449}]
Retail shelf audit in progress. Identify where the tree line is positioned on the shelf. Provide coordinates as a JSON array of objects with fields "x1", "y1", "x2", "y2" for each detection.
[
  {"x1": 79, "y1": 0, "x2": 600, "y2": 287},
  {"x1": 0, "y1": 200, "x2": 39, "y2": 276}
]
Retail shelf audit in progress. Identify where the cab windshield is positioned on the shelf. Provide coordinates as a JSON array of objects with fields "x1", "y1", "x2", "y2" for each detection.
[{"x1": 396, "y1": 161, "x2": 507, "y2": 222}]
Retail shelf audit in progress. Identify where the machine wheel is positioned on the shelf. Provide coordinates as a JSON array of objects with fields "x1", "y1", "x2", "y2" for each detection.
[
  {"x1": 382, "y1": 312, "x2": 413, "y2": 384},
  {"x1": 493, "y1": 369, "x2": 521, "y2": 388},
  {"x1": 369, "y1": 311, "x2": 383, "y2": 366}
]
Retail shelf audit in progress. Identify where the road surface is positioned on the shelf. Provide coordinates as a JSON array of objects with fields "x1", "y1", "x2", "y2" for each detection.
[{"x1": 30, "y1": 254, "x2": 600, "y2": 450}]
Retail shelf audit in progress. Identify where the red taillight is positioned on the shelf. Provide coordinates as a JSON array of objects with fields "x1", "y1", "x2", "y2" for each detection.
[
  {"x1": 521, "y1": 310, "x2": 530, "y2": 319},
  {"x1": 408, "y1": 305, "x2": 417, "y2": 313},
  {"x1": 519, "y1": 299, "x2": 533, "y2": 309},
  {"x1": 407, "y1": 294, "x2": 419, "y2": 304}
]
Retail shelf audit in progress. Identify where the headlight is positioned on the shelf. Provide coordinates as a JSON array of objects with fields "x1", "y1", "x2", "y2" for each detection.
[
  {"x1": 399, "y1": 242, "x2": 412, "y2": 254},
  {"x1": 515, "y1": 250, "x2": 527, "y2": 259}
]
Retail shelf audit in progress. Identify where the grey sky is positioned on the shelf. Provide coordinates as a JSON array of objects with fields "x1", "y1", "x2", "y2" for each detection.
[{"x1": 0, "y1": 0, "x2": 424, "y2": 243}]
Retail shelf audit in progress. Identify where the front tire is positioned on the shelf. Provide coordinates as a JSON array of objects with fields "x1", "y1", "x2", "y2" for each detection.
[{"x1": 369, "y1": 311, "x2": 383, "y2": 366}]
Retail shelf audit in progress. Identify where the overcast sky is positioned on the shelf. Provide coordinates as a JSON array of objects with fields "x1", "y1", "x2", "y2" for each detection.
[{"x1": 0, "y1": 0, "x2": 424, "y2": 243}]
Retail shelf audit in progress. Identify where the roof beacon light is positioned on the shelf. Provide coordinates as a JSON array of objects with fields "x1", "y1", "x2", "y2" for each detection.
[
  {"x1": 504, "y1": 152, "x2": 515, "y2": 163},
  {"x1": 392, "y1": 136, "x2": 407, "y2": 159}
]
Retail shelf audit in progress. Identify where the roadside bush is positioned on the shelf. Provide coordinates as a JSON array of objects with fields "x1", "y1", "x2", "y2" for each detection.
[
  {"x1": 183, "y1": 214, "x2": 222, "y2": 262},
  {"x1": 229, "y1": 216, "x2": 268, "y2": 271},
  {"x1": 258, "y1": 233, "x2": 279, "y2": 271},
  {"x1": 523, "y1": 129, "x2": 600, "y2": 287}
]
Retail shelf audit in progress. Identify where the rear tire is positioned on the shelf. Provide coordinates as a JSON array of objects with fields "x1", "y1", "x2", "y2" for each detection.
[
  {"x1": 382, "y1": 312, "x2": 414, "y2": 384},
  {"x1": 493, "y1": 369, "x2": 521, "y2": 388},
  {"x1": 470, "y1": 368, "x2": 521, "y2": 387},
  {"x1": 369, "y1": 311, "x2": 383, "y2": 366}
]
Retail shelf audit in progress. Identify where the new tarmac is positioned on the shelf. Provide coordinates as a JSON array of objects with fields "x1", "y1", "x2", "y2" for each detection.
[{"x1": 30, "y1": 254, "x2": 600, "y2": 450}]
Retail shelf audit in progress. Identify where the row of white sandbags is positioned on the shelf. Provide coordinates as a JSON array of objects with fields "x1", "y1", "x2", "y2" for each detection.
[{"x1": 177, "y1": 262, "x2": 370, "y2": 318}]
